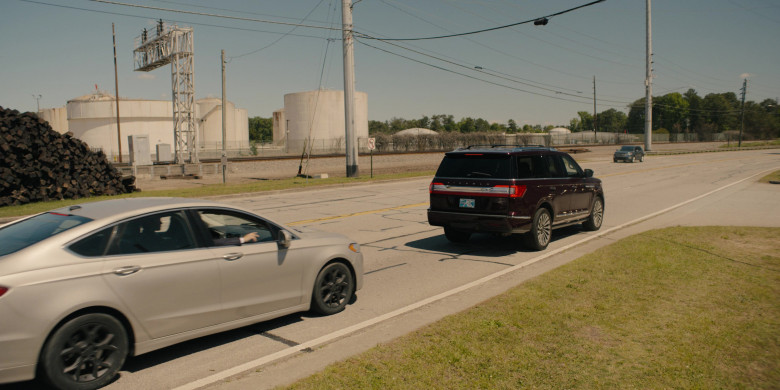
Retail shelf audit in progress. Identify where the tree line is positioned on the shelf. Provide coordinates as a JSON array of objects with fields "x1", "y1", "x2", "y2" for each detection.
[{"x1": 248, "y1": 88, "x2": 779, "y2": 143}]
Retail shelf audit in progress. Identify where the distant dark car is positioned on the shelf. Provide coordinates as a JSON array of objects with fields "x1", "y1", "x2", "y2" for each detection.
[
  {"x1": 613, "y1": 145, "x2": 644, "y2": 163},
  {"x1": 427, "y1": 146, "x2": 604, "y2": 250}
]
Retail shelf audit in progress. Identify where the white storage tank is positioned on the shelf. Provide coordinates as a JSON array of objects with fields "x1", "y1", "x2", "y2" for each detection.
[
  {"x1": 283, "y1": 90, "x2": 368, "y2": 153},
  {"x1": 38, "y1": 107, "x2": 69, "y2": 134},
  {"x1": 67, "y1": 92, "x2": 172, "y2": 161},
  {"x1": 60, "y1": 91, "x2": 249, "y2": 162},
  {"x1": 196, "y1": 98, "x2": 249, "y2": 151}
]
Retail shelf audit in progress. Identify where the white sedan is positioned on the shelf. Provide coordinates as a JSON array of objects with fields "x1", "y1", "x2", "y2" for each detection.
[{"x1": 0, "y1": 197, "x2": 363, "y2": 389}]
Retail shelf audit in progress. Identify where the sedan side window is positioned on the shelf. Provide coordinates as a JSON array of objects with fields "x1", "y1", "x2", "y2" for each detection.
[{"x1": 196, "y1": 209, "x2": 276, "y2": 247}]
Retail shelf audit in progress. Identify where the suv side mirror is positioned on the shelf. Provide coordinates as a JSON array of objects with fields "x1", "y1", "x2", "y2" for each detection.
[
  {"x1": 584, "y1": 169, "x2": 594, "y2": 178},
  {"x1": 278, "y1": 230, "x2": 292, "y2": 249}
]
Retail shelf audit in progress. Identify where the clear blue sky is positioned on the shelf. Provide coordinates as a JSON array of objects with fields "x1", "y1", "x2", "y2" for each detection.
[{"x1": 1, "y1": 0, "x2": 778, "y2": 127}]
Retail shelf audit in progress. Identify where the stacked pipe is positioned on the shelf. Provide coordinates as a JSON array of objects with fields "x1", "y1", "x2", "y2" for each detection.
[{"x1": 0, "y1": 106, "x2": 135, "y2": 207}]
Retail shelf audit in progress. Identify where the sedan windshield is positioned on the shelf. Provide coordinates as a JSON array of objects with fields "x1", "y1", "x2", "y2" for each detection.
[{"x1": 0, "y1": 212, "x2": 92, "y2": 256}]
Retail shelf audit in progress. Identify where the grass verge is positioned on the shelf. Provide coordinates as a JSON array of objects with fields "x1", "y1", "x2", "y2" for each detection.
[
  {"x1": 759, "y1": 170, "x2": 780, "y2": 184},
  {"x1": 0, "y1": 171, "x2": 434, "y2": 219},
  {"x1": 285, "y1": 226, "x2": 780, "y2": 389},
  {"x1": 720, "y1": 139, "x2": 780, "y2": 148}
]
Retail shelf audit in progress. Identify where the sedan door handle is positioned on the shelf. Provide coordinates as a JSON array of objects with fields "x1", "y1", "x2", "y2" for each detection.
[
  {"x1": 222, "y1": 252, "x2": 244, "y2": 261},
  {"x1": 113, "y1": 266, "x2": 141, "y2": 276}
]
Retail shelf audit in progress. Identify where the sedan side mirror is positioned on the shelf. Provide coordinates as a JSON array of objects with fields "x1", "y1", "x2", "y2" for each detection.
[
  {"x1": 278, "y1": 230, "x2": 292, "y2": 249},
  {"x1": 584, "y1": 169, "x2": 594, "y2": 178}
]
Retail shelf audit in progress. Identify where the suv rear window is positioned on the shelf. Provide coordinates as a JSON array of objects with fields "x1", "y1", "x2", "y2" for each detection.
[
  {"x1": 0, "y1": 212, "x2": 92, "y2": 257},
  {"x1": 435, "y1": 154, "x2": 511, "y2": 179}
]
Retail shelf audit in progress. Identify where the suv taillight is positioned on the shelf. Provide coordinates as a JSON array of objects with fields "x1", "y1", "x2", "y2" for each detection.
[
  {"x1": 0, "y1": 286, "x2": 8, "y2": 298},
  {"x1": 496, "y1": 185, "x2": 527, "y2": 198},
  {"x1": 430, "y1": 183, "x2": 526, "y2": 198}
]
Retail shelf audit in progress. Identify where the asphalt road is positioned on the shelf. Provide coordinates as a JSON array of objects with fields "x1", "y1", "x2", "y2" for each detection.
[{"x1": 3, "y1": 148, "x2": 778, "y2": 390}]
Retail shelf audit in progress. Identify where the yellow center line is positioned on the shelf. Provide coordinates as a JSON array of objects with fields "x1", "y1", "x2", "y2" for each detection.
[
  {"x1": 289, "y1": 202, "x2": 429, "y2": 226},
  {"x1": 601, "y1": 156, "x2": 750, "y2": 177}
]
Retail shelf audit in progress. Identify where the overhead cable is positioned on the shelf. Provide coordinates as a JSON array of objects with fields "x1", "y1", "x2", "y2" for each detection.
[{"x1": 356, "y1": 0, "x2": 606, "y2": 41}]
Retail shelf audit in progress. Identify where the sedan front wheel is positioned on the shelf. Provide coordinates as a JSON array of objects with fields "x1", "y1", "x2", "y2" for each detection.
[{"x1": 311, "y1": 262, "x2": 354, "y2": 315}]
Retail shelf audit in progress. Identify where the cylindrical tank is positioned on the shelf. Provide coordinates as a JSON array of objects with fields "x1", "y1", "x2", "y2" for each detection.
[
  {"x1": 38, "y1": 107, "x2": 69, "y2": 134},
  {"x1": 196, "y1": 98, "x2": 249, "y2": 151},
  {"x1": 283, "y1": 90, "x2": 368, "y2": 153},
  {"x1": 67, "y1": 93, "x2": 173, "y2": 161}
]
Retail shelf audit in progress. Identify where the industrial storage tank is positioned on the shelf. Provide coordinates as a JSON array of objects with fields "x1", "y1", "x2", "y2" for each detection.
[
  {"x1": 67, "y1": 92, "x2": 173, "y2": 161},
  {"x1": 282, "y1": 90, "x2": 368, "y2": 154},
  {"x1": 61, "y1": 91, "x2": 249, "y2": 162},
  {"x1": 196, "y1": 98, "x2": 249, "y2": 154},
  {"x1": 38, "y1": 107, "x2": 69, "y2": 134}
]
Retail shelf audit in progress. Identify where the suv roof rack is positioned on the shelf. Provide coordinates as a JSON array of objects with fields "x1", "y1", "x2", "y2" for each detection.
[{"x1": 457, "y1": 144, "x2": 557, "y2": 151}]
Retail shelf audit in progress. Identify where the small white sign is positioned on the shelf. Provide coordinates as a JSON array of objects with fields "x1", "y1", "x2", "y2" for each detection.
[{"x1": 367, "y1": 137, "x2": 376, "y2": 151}]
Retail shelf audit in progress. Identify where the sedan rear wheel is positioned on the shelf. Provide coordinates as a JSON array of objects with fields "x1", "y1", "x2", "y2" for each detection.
[
  {"x1": 525, "y1": 208, "x2": 552, "y2": 250},
  {"x1": 40, "y1": 313, "x2": 128, "y2": 390},
  {"x1": 311, "y1": 262, "x2": 354, "y2": 315}
]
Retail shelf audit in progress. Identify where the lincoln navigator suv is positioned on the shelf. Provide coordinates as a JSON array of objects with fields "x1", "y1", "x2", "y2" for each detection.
[{"x1": 427, "y1": 146, "x2": 604, "y2": 250}]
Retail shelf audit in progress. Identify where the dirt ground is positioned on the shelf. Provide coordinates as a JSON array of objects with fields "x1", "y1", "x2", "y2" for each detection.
[{"x1": 133, "y1": 142, "x2": 735, "y2": 192}]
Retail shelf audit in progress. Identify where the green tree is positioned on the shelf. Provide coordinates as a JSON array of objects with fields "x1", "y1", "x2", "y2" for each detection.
[
  {"x1": 596, "y1": 108, "x2": 628, "y2": 132},
  {"x1": 654, "y1": 93, "x2": 689, "y2": 135},
  {"x1": 508, "y1": 119, "x2": 518, "y2": 133},
  {"x1": 703, "y1": 93, "x2": 738, "y2": 131},
  {"x1": 683, "y1": 89, "x2": 703, "y2": 133},
  {"x1": 578, "y1": 111, "x2": 594, "y2": 132},
  {"x1": 248, "y1": 117, "x2": 272, "y2": 142},
  {"x1": 368, "y1": 120, "x2": 390, "y2": 134}
]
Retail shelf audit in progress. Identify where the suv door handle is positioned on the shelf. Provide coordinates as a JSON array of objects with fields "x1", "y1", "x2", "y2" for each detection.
[
  {"x1": 113, "y1": 266, "x2": 141, "y2": 276},
  {"x1": 222, "y1": 252, "x2": 243, "y2": 261}
]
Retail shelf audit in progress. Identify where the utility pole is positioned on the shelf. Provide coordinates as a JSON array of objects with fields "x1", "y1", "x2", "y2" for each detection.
[
  {"x1": 32, "y1": 94, "x2": 41, "y2": 112},
  {"x1": 593, "y1": 75, "x2": 597, "y2": 142},
  {"x1": 221, "y1": 49, "x2": 227, "y2": 184},
  {"x1": 341, "y1": 0, "x2": 358, "y2": 177},
  {"x1": 739, "y1": 78, "x2": 747, "y2": 148},
  {"x1": 112, "y1": 23, "x2": 123, "y2": 163},
  {"x1": 644, "y1": 0, "x2": 653, "y2": 151}
]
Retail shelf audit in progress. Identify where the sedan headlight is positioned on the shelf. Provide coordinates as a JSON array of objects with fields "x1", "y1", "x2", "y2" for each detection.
[{"x1": 348, "y1": 243, "x2": 361, "y2": 253}]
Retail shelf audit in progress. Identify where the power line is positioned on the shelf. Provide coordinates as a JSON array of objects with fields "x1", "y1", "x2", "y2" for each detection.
[
  {"x1": 229, "y1": 0, "x2": 329, "y2": 60},
  {"x1": 88, "y1": 0, "x2": 341, "y2": 32},
  {"x1": 357, "y1": 38, "x2": 597, "y2": 105},
  {"x1": 356, "y1": 0, "x2": 606, "y2": 41},
  {"x1": 17, "y1": 0, "x2": 330, "y2": 40}
]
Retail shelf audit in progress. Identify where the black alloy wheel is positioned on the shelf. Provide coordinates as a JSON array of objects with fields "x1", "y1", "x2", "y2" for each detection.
[
  {"x1": 40, "y1": 313, "x2": 128, "y2": 390},
  {"x1": 311, "y1": 262, "x2": 354, "y2": 315}
]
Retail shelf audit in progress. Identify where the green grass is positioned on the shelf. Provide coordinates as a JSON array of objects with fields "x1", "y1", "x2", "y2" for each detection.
[
  {"x1": 0, "y1": 171, "x2": 434, "y2": 218},
  {"x1": 721, "y1": 139, "x2": 780, "y2": 148},
  {"x1": 759, "y1": 170, "x2": 780, "y2": 184},
  {"x1": 284, "y1": 226, "x2": 780, "y2": 389}
]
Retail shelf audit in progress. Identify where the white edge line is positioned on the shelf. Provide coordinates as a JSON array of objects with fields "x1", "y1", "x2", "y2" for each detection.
[{"x1": 175, "y1": 167, "x2": 778, "y2": 390}]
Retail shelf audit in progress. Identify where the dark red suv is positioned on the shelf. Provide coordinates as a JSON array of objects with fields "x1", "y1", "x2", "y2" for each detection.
[{"x1": 427, "y1": 146, "x2": 604, "y2": 250}]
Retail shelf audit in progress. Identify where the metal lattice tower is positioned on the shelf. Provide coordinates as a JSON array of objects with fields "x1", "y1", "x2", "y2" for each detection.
[{"x1": 133, "y1": 21, "x2": 197, "y2": 163}]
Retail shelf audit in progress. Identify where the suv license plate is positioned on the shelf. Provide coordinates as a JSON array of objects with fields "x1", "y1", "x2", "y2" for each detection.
[{"x1": 459, "y1": 198, "x2": 475, "y2": 208}]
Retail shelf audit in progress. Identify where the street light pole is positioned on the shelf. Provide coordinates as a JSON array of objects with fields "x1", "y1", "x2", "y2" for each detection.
[{"x1": 32, "y1": 94, "x2": 42, "y2": 113}]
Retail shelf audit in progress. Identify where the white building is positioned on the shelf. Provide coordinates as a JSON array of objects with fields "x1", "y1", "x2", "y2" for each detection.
[{"x1": 39, "y1": 91, "x2": 249, "y2": 162}]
